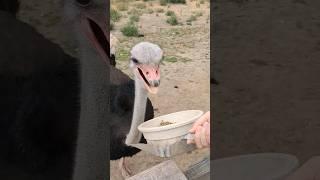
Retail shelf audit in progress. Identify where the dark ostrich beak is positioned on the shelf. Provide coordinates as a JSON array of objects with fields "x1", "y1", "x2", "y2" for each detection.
[
  {"x1": 80, "y1": 10, "x2": 109, "y2": 64},
  {"x1": 137, "y1": 64, "x2": 160, "y2": 94}
]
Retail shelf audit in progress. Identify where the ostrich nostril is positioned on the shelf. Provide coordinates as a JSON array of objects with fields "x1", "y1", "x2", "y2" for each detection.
[
  {"x1": 146, "y1": 71, "x2": 149, "y2": 75},
  {"x1": 153, "y1": 80, "x2": 160, "y2": 87}
]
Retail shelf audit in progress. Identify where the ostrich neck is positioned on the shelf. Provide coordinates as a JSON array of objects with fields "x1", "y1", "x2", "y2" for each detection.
[
  {"x1": 125, "y1": 78, "x2": 148, "y2": 144},
  {"x1": 73, "y1": 49, "x2": 109, "y2": 180}
]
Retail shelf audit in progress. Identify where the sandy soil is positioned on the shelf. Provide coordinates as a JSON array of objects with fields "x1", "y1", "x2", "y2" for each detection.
[
  {"x1": 17, "y1": 0, "x2": 210, "y2": 179},
  {"x1": 213, "y1": 0, "x2": 320, "y2": 164}
]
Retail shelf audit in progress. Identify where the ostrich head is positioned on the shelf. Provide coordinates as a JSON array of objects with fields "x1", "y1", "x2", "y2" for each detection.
[
  {"x1": 129, "y1": 42, "x2": 163, "y2": 94},
  {"x1": 64, "y1": 0, "x2": 109, "y2": 64}
]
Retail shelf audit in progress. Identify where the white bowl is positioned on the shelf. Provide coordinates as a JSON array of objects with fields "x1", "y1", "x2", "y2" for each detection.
[{"x1": 138, "y1": 110, "x2": 204, "y2": 141}]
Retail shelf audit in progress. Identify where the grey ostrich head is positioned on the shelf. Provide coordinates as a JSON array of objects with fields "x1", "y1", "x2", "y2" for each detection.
[
  {"x1": 64, "y1": 0, "x2": 109, "y2": 64},
  {"x1": 129, "y1": 42, "x2": 163, "y2": 94}
]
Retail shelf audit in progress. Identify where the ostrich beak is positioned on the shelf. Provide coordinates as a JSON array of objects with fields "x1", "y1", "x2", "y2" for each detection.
[
  {"x1": 80, "y1": 10, "x2": 109, "y2": 63},
  {"x1": 137, "y1": 65, "x2": 160, "y2": 94}
]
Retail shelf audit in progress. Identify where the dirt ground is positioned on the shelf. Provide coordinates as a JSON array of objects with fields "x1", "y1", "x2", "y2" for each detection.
[
  {"x1": 17, "y1": 0, "x2": 210, "y2": 179},
  {"x1": 213, "y1": 0, "x2": 320, "y2": 165}
]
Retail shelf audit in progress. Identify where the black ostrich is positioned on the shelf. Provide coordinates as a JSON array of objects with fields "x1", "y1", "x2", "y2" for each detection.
[{"x1": 0, "y1": 0, "x2": 162, "y2": 179}]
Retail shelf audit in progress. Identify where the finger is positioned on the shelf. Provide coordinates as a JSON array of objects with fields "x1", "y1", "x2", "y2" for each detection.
[
  {"x1": 204, "y1": 122, "x2": 210, "y2": 145},
  {"x1": 205, "y1": 111, "x2": 210, "y2": 123},
  {"x1": 189, "y1": 121, "x2": 201, "y2": 133},
  {"x1": 190, "y1": 114, "x2": 207, "y2": 131},
  {"x1": 187, "y1": 139, "x2": 194, "y2": 144},
  {"x1": 190, "y1": 114, "x2": 207, "y2": 132},
  {"x1": 194, "y1": 126, "x2": 203, "y2": 149},
  {"x1": 186, "y1": 133, "x2": 195, "y2": 144},
  {"x1": 190, "y1": 111, "x2": 210, "y2": 132},
  {"x1": 200, "y1": 125, "x2": 208, "y2": 147}
]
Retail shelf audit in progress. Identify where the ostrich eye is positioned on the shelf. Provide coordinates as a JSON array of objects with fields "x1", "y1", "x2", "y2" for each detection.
[
  {"x1": 76, "y1": 0, "x2": 91, "y2": 7},
  {"x1": 131, "y1": 58, "x2": 139, "y2": 64}
]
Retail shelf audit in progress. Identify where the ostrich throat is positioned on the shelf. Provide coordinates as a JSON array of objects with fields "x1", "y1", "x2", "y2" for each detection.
[{"x1": 126, "y1": 78, "x2": 148, "y2": 144}]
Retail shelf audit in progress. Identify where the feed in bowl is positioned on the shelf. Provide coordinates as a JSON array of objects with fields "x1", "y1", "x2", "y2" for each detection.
[{"x1": 160, "y1": 120, "x2": 175, "y2": 126}]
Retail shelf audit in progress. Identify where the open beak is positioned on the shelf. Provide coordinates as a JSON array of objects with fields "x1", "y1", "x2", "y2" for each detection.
[
  {"x1": 80, "y1": 11, "x2": 109, "y2": 64},
  {"x1": 136, "y1": 65, "x2": 160, "y2": 94}
]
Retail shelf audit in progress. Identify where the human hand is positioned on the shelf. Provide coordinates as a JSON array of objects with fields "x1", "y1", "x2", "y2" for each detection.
[{"x1": 187, "y1": 111, "x2": 210, "y2": 149}]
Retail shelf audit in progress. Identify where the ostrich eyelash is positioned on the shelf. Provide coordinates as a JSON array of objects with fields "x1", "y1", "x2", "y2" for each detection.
[{"x1": 131, "y1": 58, "x2": 139, "y2": 64}]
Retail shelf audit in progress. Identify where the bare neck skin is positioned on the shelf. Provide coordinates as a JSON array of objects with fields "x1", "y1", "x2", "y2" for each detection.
[
  {"x1": 73, "y1": 45, "x2": 109, "y2": 180},
  {"x1": 125, "y1": 76, "x2": 148, "y2": 145}
]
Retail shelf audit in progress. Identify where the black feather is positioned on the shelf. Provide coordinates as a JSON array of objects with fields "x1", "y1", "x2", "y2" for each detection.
[
  {"x1": 0, "y1": 8, "x2": 154, "y2": 179},
  {"x1": 0, "y1": 0, "x2": 19, "y2": 16}
]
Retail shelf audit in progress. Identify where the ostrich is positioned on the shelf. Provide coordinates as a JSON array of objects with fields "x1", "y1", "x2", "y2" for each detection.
[
  {"x1": 109, "y1": 32, "x2": 162, "y2": 178},
  {"x1": 0, "y1": 1, "x2": 80, "y2": 179},
  {"x1": 125, "y1": 42, "x2": 162, "y2": 144},
  {"x1": 63, "y1": 1, "x2": 163, "y2": 176},
  {"x1": 110, "y1": 42, "x2": 162, "y2": 178},
  {"x1": 0, "y1": 0, "x2": 161, "y2": 179}
]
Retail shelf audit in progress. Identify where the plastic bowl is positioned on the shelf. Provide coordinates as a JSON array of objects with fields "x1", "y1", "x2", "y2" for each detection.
[{"x1": 138, "y1": 110, "x2": 204, "y2": 141}]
